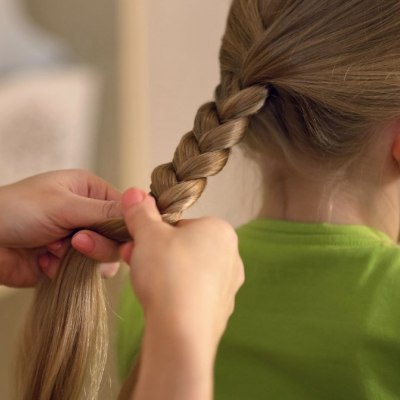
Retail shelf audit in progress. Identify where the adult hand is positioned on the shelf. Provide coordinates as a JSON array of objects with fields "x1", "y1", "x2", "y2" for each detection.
[
  {"x1": 0, "y1": 170, "x2": 123, "y2": 287},
  {"x1": 119, "y1": 188, "x2": 245, "y2": 400},
  {"x1": 120, "y1": 188, "x2": 245, "y2": 352}
]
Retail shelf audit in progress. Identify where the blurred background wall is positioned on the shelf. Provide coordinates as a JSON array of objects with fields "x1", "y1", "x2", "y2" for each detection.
[
  {"x1": 0, "y1": 0, "x2": 262, "y2": 398},
  {"x1": 26, "y1": 0, "x2": 119, "y2": 185}
]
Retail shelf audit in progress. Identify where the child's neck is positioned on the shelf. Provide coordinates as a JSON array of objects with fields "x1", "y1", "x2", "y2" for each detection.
[{"x1": 257, "y1": 170, "x2": 400, "y2": 242}]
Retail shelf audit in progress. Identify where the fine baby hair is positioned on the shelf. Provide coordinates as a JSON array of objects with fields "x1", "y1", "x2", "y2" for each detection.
[{"x1": 16, "y1": 0, "x2": 400, "y2": 398}]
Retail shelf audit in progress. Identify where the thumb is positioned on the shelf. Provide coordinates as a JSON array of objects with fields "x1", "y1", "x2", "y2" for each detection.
[{"x1": 122, "y1": 188, "x2": 163, "y2": 240}]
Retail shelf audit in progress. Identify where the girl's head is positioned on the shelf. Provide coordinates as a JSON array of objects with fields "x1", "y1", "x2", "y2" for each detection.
[
  {"x1": 150, "y1": 0, "x2": 400, "y2": 224},
  {"x1": 222, "y1": 0, "x2": 400, "y2": 192},
  {"x1": 221, "y1": 0, "x2": 400, "y2": 166}
]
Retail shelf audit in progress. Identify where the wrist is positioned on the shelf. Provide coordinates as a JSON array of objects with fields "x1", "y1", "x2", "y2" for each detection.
[
  {"x1": 145, "y1": 312, "x2": 218, "y2": 361},
  {"x1": 144, "y1": 309, "x2": 220, "y2": 356},
  {"x1": 134, "y1": 317, "x2": 216, "y2": 400}
]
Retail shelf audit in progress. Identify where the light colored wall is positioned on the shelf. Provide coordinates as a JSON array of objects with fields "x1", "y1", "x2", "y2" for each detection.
[{"x1": 26, "y1": 0, "x2": 119, "y2": 185}]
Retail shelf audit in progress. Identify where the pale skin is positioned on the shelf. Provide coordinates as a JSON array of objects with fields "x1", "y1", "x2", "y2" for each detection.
[
  {"x1": 0, "y1": 170, "x2": 244, "y2": 400},
  {"x1": 257, "y1": 119, "x2": 400, "y2": 242}
]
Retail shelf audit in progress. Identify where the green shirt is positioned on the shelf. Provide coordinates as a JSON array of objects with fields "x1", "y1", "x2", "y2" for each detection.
[{"x1": 116, "y1": 219, "x2": 400, "y2": 399}]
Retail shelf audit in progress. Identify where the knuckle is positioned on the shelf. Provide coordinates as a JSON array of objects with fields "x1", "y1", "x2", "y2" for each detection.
[
  {"x1": 102, "y1": 200, "x2": 119, "y2": 219},
  {"x1": 217, "y1": 221, "x2": 239, "y2": 247},
  {"x1": 200, "y1": 217, "x2": 236, "y2": 238},
  {"x1": 228, "y1": 299, "x2": 235, "y2": 317},
  {"x1": 198, "y1": 217, "x2": 239, "y2": 249},
  {"x1": 238, "y1": 270, "x2": 245, "y2": 287},
  {"x1": 237, "y1": 261, "x2": 245, "y2": 287},
  {"x1": 102, "y1": 201, "x2": 114, "y2": 219}
]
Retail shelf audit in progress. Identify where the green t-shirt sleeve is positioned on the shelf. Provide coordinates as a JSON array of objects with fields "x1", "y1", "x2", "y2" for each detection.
[{"x1": 116, "y1": 278, "x2": 144, "y2": 381}]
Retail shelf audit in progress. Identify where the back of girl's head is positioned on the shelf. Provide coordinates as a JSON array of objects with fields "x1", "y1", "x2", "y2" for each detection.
[{"x1": 217, "y1": 0, "x2": 400, "y2": 170}]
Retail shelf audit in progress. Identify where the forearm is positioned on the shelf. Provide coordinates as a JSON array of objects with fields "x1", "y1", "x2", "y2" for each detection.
[{"x1": 132, "y1": 316, "x2": 217, "y2": 400}]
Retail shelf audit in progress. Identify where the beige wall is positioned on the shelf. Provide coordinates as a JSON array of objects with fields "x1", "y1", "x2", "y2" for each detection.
[
  {"x1": 120, "y1": 0, "x2": 261, "y2": 224},
  {"x1": 1, "y1": 0, "x2": 262, "y2": 398},
  {"x1": 26, "y1": 0, "x2": 119, "y2": 185}
]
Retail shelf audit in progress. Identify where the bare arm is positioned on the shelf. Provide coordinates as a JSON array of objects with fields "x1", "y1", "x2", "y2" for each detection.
[
  {"x1": 130, "y1": 316, "x2": 216, "y2": 400},
  {"x1": 118, "y1": 190, "x2": 244, "y2": 400}
]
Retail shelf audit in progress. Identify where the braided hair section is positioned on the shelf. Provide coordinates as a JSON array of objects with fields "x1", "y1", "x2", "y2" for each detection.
[{"x1": 150, "y1": 85, "x2": 269, "y2": 224}]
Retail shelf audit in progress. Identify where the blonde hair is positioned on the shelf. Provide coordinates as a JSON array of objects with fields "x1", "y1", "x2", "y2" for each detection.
[{"x1": 17, "y1": 0, "x2": 400, "y2": 398}]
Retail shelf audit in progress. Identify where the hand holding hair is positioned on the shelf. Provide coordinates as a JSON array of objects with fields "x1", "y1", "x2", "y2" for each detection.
[
  {"x1": 0, "y1": 169, "x2": 123, "y2": 287},
  {"x1": 119, "y1": 188, "x2": 245, "y2": 400}
]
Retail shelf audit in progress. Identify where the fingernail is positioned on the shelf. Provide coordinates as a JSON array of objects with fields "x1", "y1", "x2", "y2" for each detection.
[
  {"x1": 47, "y1": 241, "x2": 62, "y2": 251},
  {"x1": 38, "y1": 254, "x2": 50, "y2": 269},
  {"x1": 122, "y1": 189, "x2": 146, "y2": 209},
  {"x1": 99, "y1": 262, "x2": 120, "y2": 278},
  {"x1": 73, "y1": 233, "x2": 95, "y2": 252}
]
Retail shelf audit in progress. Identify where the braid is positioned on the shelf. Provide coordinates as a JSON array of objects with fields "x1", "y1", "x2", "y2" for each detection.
[{"x1": 150, "y1": 85, "x2": 269, "y2": 224}]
